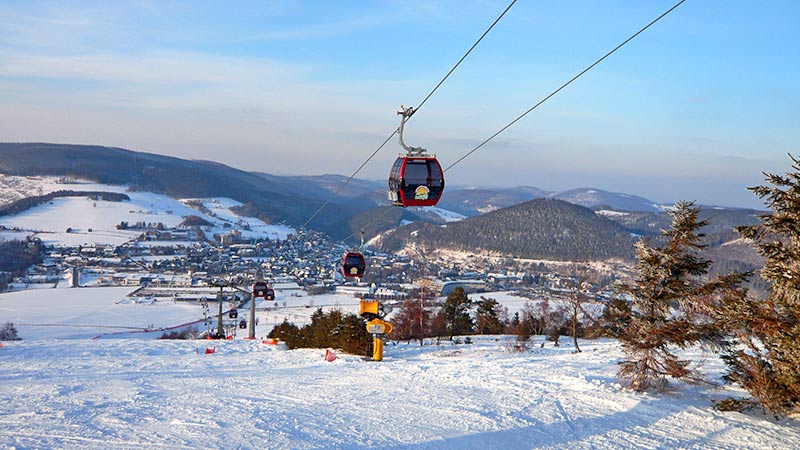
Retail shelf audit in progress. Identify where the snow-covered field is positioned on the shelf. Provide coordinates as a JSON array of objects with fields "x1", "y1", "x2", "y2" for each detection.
[
  {"x1": 2, "y1": 287, "x2": 800, "y2": 449},
  {"x1": 0, "y1": 176, "x2": 293, "y2": 246},
  {"x1": 0, "y1": 284, "x2": 365, "y2": 341},
  {"x1": 0, "y1": 286, "x2": 202, "y2": 340},
  {"x1": 1, "y1": 337, "x2": 798, "y2": 449}
]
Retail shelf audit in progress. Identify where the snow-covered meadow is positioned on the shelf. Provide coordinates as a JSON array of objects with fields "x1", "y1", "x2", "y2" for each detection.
[
  {"x1": 1, "y1": 286, "x2": 800, "y2": 448},
  {"x1": 1, "y1": 337, "x2": 799, "y2": 449},
  {"x1": 0, "y1": 176, "x2": 294, "y2": 247}
]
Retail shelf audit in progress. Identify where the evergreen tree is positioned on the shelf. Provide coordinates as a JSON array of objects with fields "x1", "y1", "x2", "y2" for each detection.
[
  {"x1": 430, "y1": 309, "x2": 449, "y2": 344},
  {"x1": 615, "y1": 201, "x2": 746, "y2": 392},
  {"x1": 600, "y1": 297, "x2": 632, "y2": 338},
  {"x1": 268, "y1": 310, "x2": 371, "y2": 355},
  {"x1": 716, "y1": 155, "x2": 800, "y2": 415},
  {"x1": 507, "y1": 311, "x2": 521, "y2": 334},
  {"x1": 442, "y1": 287, "x2": 474, "y2": 339},
  {"x1": 475, "y1": 297, "x2": 504, "y2": 335},
  {"x1": 0, "y1": 322, "x2": 21, "y2": 341}
]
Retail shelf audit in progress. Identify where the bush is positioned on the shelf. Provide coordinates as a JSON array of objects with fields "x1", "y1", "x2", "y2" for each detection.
[
  {"x1": 268, "y1": 308, "x2": 372, "y2": 356},
  {"x1": 158, "y1": 326, "x2": 197, "y2": 340},
  {"x1": 0, "y1": 322, "x2": 21, "y2": 341}
]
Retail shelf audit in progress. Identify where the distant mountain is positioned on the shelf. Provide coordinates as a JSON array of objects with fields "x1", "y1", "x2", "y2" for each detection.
[
  {"x1": 596, "y1": 206, "x2": 767, "y2": 292},
  {"x1": 551, "y1": 188, "x2": 665, "y2": 212},
  {"x1": 436, "y1": 186, "x2": 668, "y2": 217},
  {"x1": 0, "y1": 143, "x2": 764, "y2": 273},
  {"x1": 327, "y1": 206, "x2": 422, "y2": 246},
  {"x1": 284, "y1": 174, "x2": 384, "y2": 201},
  {"x1": 436, "y1": 186, "x2": 549, "y2": 216},
  {"x1": 597, "y1": 206, "x2": 764, "y2": 238},
  {"x1": 375, "y1": 198, "x2": 636, "y2": 262}
]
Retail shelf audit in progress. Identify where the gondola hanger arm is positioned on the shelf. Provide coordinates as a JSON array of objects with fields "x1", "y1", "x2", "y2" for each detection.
[{"x1": 397, "y1": 105, "x2": 426, "y2": 156}]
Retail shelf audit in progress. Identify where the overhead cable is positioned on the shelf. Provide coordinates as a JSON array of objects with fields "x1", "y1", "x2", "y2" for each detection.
[
  {"x1": 300, "y1": 0, "x2": 518, "y2": 230},
  {"x1": 444, "y1": 0, "x2": 687, "y2": 173}
]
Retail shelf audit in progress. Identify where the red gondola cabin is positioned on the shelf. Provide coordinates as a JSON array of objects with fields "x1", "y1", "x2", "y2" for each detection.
[
  {"x1": 388, "y1": 156, "x2": 444, "y2": 207},
  {"x1": 341, "y1": 251, "x2": 366, "y2": 278},
  {"x1": 253, "y1": 281, "x2": 268, "y2": 298},
  {"x1": 265, "y1": 287, "x2": 275, "y2": 301}
]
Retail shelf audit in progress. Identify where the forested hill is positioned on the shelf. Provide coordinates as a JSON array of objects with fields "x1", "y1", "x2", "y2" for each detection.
[
  {"x1": 0, "y1": 142, "x2": 370, "y2": 230},
  {"x1": 376, "y1": 198, "x2": 636, "y2": 261}
]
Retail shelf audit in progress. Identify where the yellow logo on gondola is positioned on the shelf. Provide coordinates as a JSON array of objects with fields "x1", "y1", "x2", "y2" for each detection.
[{"x1": 414, "y1": 185, "x2": 430, "y2": 200}]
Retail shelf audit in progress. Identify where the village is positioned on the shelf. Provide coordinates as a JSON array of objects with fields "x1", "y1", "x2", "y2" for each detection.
[{"x1": 11, "y1": 219, "x2": 617, "y2": 325}]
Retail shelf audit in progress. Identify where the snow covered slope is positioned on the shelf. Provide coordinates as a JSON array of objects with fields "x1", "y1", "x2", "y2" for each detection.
[
  {"x1": 1, "y1": 283, "x2": 798, "y2": 448},
  {"x1": 0, "y1": 176, "x2": 293, "y2": 246},
  {"x1": 0, "y1": 284, "x2": 364, "y2": 340},
  {"x1": 0, "y1": 338, "x2": 797, "y2": 449}
]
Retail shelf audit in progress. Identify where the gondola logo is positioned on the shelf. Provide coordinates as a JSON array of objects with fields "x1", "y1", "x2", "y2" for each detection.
[{"x1": 414, "y1": 185, "x2": 430, "y2": 200}]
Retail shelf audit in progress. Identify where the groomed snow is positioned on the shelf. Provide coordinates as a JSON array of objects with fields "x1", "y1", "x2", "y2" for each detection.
[
  {"x1": 0, "y1": 286, "x2": 203, "y2": 340},
  {"x1": 1, "y1": 338, "x2": 798, "y2": 449}
]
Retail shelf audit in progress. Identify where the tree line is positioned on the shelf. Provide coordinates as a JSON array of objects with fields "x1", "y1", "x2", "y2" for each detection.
[
  {"x1": 0, "y1": 237, "x2": 45, "y2": 291},
  {"x1": 0, "y1": 190, "x2": 129, "y2": 217}
]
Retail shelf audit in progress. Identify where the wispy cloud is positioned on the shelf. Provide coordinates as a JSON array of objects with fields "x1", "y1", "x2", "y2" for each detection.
[{"x1": 243, "y1": 15, "x2": 385, "y2": 42}]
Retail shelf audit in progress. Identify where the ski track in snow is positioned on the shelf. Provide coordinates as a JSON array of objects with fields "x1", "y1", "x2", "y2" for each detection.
[{"x1": 1, "y1": 338, "x2": 798, "y2": 449}]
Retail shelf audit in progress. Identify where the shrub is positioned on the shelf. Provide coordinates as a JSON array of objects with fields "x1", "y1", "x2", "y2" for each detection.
[
  {"x1": 268, "y1": 309, "x2": 371, "y2": 356},
  {"x1": 0, "y1": 322, "x2": 21, "y2": 341}
]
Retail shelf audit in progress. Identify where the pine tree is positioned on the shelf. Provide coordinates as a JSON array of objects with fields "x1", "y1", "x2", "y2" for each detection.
[
  {"x1": 475, "y1": 297, "x2": 505, "y2": 335},
  {"x1": 442, "y1": 287, "x2": 474, "y2": 339},
  {"x1": 0, "y1": 322, "x2": 21, "y2": 341},
  {"x1": 716, "y1": 155, "x2": 800, "y2": 415},
  {"x1": 615, "y1": 201, "x2": 746, "y2": 392}
]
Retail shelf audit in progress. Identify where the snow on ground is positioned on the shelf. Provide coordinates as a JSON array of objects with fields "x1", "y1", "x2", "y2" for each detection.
[
  {"x1": 596, "y1": 210, "x2": 631, "y2": 218},
  {"x1": 1, "y1": 337, "x2": 798, "y2": 449},
  {"x1": 2, "y1": 284, "x2": 800, "y2": 448},
  {"x1": 0, "y1": 178, "x2": 294, "y2": 246},
  {"x1": 407, "y1": 206, "x2": 467, "y2": 223},
  {"x1": 0, "y1": 230, "x2": 31, "y2": 242},
  {"x1": 0, "y1": 191, "x2": 202, "y2": 246},
  {"x1": 0, "y1": 286, "x2": 203, "y2": 340},
  {"x1": 468, "y1": 290, "x2": 532, "y2": 317},
  {"x1": 0, "y1": 283, "x2": 364, "y2": 341},
  {"x1": 0, "y1": 175, "x2": 128, "y2": 205},
  {"x1": 182, "y1": 197, "x2": 294, "y2": 241},
  {"x1": 429, "y1": 206, "x2": 467, "y2": 222}
]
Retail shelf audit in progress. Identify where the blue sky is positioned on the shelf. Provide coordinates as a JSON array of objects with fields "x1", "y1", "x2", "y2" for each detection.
[{"x1": 0, "y1": 1, "x2": 797, "y2": 209}]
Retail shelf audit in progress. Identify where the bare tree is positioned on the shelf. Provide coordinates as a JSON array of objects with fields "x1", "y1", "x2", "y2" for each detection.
[
  {"x1": 407, "y1": 243, "x2": 437, "y2": 345},
  {"x1": 555, "y1": 263, "x2": 600, "y2": 353}
]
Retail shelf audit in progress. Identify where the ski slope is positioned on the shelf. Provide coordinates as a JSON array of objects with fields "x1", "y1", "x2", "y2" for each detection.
[
  {"x1": 0, "y1": 338, "x2": 798, "y2": 449},
  {"x1": 0, "y1": 285, "x2": 365, "y2": 340},
  {"x1": 1, "y1": 284, "x2": 799, "y2": 448}
]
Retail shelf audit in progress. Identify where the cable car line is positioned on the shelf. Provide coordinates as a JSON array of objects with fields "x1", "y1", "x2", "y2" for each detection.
[
  {"x1": 444, "y1": 0, "x2": 687, "y2": 173},
  {"x1": 299, "y1": 0, "x2": 518, "y2": 230},
  {"x1": 345, "y1": 0, "x2": 686, "y2": 247},
  {"x1": 339, "y1": 203, "x2": 396, "y2": 244},
  {"x1": 413, "y1": 0, "x2": 518, "y2": 114}
]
